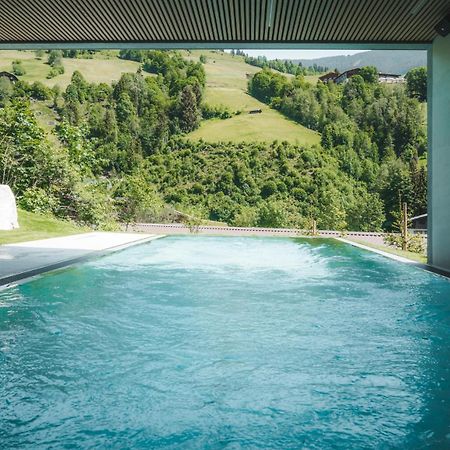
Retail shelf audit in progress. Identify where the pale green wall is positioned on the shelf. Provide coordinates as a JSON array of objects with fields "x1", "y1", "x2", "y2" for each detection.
[{"x1": 429, "y1": 35, "x2": 450, "y2": 271}]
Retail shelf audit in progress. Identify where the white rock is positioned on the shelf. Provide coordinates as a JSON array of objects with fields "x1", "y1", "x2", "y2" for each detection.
[{"x1": 0, "y1": 185, "x2": 19, "y2": 230}]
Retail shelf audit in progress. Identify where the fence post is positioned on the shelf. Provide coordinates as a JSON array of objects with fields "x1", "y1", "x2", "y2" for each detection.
[
  {"x1": 402, "y1": 202, "x2": 408, "y2": 251},
  {"x1": 312, "y1": 219, "x2": 317, "y2": 236}
]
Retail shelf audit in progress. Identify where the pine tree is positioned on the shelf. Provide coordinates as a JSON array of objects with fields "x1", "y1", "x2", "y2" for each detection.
[
  {"x1": 411, "y1": 166, "x2": 427, "y2": 215},
  {"x1": 179, "y1": 85, "x2": 200, "y2": 132}
]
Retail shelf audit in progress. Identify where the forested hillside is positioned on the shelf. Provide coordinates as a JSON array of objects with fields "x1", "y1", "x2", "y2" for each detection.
[
  {"x1": 144, "y1": 139, "x2": 384, "y2": 230},
  {"x1": 183, "y1": 50, "x2": 320, "y2": 144},
  {"x1": 0, "y1": 49, "x2": 427, "y2": 232},
  {"x1": 248, "y1": 67, "x2": 427, "y2": 228},
  {"x1": 0, "y1": 50, "x2": 207, "y2": 229}
]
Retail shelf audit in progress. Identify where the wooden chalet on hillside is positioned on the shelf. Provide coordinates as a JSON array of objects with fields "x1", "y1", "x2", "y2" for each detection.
[{"x1": 318, "y1": 71, "x2": 339, "y2": 83}]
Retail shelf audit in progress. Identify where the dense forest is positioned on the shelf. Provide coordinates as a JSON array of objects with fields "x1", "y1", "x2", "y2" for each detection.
[{"x1": 0, "y1": 50, "x2": 427, "y2": 232}]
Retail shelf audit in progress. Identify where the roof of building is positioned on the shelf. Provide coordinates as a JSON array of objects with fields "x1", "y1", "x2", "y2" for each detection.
[
  {"x1": 320, "y1": 68, "x2": 403, "y2": 83},
  {"x1": 0, "y1": 0, "x2": 449, "y2": 46},
  {"x1": 335, "y1": 68, "x2": 361, "y2": 78},
  {"x1": 319, "y1": 72, "x2": 339, "y2": 81},
  {"x1": 378, "y1": 73, "x2": 403, "y2": 77}
]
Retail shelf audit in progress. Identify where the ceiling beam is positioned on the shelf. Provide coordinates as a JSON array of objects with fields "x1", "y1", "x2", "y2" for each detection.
[{"x1": 0, "y1": 41, "x2": 431, "y2": 51}]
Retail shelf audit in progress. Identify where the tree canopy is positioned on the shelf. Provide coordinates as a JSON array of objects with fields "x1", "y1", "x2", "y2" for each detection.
[{"x1": 405, "y1": 66, "x2": 427, "y2": 102}]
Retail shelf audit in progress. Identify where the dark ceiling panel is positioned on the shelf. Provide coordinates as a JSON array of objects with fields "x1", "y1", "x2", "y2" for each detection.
[
  {"x1": 316, "y1": 0, "x2": 338, "y2": 41},
  {"x1": 0, "y1": 0, "x2": 449, "y2": 45}
]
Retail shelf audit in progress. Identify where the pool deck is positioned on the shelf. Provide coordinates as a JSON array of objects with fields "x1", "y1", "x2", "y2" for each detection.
[{"x1": 0, "y1": 232, "x2": 163, "y2": 287}]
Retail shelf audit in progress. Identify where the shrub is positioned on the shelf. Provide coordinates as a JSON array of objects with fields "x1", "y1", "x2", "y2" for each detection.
[
  {"x1": 384, "y1": 233, "x2": 425, "y2": 254},
  {"x1": 34, "y1": 49, "x2": 45, "y2": 60},
  {"x1": 48, "y1": 50, "x2": 63, "y2": 67},
  {"x1": 12, "y1": 60, "x2": 26, "y2": 76},
  {"x1": 260, "y1": 180, "x2": 277, "y2": 198},
  {"x1": 201, "y1": 103, "x2": 232, "y2": 120},
  {"x1": 47, "y1": 65, "x2": 65, "y2": 79},
  {"x1": 20, "y1": 187, "x2": 57, "y2": 214},
  {"x1": 0, "y1": 78, "x2": 13, "y2": 105},
  {"x1": 30, "y1": 81, "x2": 52, "y2": 100},
  {"x1": 257, "y1": 200, "x2": 288, "y2": 228},
  {"x1": 72, "y1": 183, "x2": 118, "y2": 229},
  {"x1": 233, "y1": 206, "x2": 258, "y2": 227},
  {"x1": 190, "y1": 182, "x2": 204, "y2": 194}
]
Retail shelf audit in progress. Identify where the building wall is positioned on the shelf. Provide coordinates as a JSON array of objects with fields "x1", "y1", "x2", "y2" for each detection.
[{"x1": 429, "y1": 34, "x2": 450, "y2": 272}]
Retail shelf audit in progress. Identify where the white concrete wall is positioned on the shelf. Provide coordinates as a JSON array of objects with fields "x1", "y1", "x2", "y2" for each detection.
[
  {"x1": 429, "y1": 35, "x2": 450, "y2": 272},
  {"x1": 0, "y1": 185, "x2": 19, "y2": 230}
]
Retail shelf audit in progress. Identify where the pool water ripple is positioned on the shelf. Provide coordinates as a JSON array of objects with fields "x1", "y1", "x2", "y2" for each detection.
[{"x1": 1, "y1": 236, "x2": 450, "y2": 449}]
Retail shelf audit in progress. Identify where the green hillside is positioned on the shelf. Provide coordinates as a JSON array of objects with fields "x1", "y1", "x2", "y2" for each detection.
[
  {"x1": 0, "y1": 48, "x2": 427, "y2": 237},
  {"x1": 183, "y1": 50, "x2": 321, "y2": 144},
  {"x1": 3, "y1": 49, "x2": 320, "y2": 145},
  {"x1": 188, "y1": 112, "x2": 321, "y2": 145},
  {"x1": 0, "y1": 50, "x2": 140, "y2": 88}
]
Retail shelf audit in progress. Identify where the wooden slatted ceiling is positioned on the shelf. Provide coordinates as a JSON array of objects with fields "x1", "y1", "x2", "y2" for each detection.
[{"x1": 0, "y1": 0, "x2": 449, "y2": 44}]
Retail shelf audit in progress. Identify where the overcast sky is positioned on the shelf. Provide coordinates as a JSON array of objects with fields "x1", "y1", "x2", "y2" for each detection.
[{"x1": 241, "y1": 50, "x2": 366, "y2": 60}]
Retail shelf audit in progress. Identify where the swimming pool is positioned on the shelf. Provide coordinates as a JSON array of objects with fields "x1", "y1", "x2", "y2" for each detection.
[{"x1": 1, "y1": 236, "x2": 450, "y2": 449}]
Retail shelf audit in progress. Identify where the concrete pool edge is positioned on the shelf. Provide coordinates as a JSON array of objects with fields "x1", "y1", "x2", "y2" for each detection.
[
  {"x1": 4, "y1": 233, "x2": 449, "y2": 290},
  {"x1": 336, "y1": 237, "x2": 450, "y2": 279},
  {"x1": 336, "y1": 238, "x2": 417, "y2": 264},
  {"x1": 0, "y1": 233, "x2": 165, "y2": 289}
]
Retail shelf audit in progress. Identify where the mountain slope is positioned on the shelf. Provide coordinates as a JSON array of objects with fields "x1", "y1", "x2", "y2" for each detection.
[
  {"x1": 3, "y1": 49, "x2": 321, "y2": 146},
  {"x1": 293, "y1": 50, "x2": 426, "y2": 75},
  {"x1": 184, "y1": 50, "x2": 321, "y2": 145},
  {"x1": 0, "y1": 50, "x2": 140, "y2": 88}
]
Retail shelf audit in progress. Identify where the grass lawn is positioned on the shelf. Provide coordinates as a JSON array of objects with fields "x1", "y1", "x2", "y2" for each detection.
[
  {"x1": 204, "y1": 88, "x2": 262, "y2": 112},
  {"x1": 51, "y1": 57, "x2": 141, "y2": 88},
  {"x1": 0, "y1": 210, "x2": 88, "y2": 245},
  {"x1": 352, "y1": 239, "x2": 427, "y2": 264},
  {"x1": 187, "y1": 110, "x2": 321, "y2": 145},
  {"x1": 184, "y1": 50, "x2": 321, "y2": 144},
  {"x1": 184, "y1": 50, "x2": 265, "y2": 111},
  {"x1": 0, "y1": 50, "x2": 140, "y2": 89}
]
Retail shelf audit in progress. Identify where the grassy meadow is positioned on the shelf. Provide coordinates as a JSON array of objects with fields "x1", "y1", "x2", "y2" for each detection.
[
  {"x1": 0, "y1": 210, "x2": 87, "y2": 245},
  {"x1": 184, "y1": 50, "x2": 320, "y2": 144},
  {"x1": 188, "y1": 111, "x2": 321, "y2": 145},
  {"x1": 0, "y1": 50, "x2": 140, "y2": 88}
]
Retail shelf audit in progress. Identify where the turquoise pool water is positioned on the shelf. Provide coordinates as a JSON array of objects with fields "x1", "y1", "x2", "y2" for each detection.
[{"x1": 1, "y1": 236, "x2": 450, "y2": 449}]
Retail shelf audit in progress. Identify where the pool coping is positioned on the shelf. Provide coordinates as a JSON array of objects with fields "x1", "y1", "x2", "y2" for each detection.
[
  {"x1": 337, "y1": 237, "x2": 450, "y2": 280},
  {"x1": 0, "y1": 234, "x2": 165, "y2": 289},
  {"x1": 336, "y1": 238, "x2": 418, "y2": 264}
]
